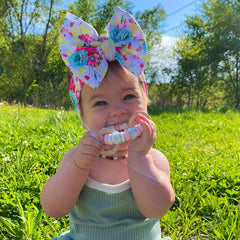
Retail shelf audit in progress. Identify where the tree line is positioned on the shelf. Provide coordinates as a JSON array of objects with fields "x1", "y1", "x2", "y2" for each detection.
[{"x1": 0, "y1": 0, "x2": 239, "y2": 110}]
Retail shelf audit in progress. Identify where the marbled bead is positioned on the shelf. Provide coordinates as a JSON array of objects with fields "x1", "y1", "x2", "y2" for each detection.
[
  {"x1": 108, "y1": 133, "x2": 114, "y2": 145},
  {"x1": 104, "y1": 134, "x2": 109, "y2": 145},
  {"x1": 135, "y1": 124, "x2": 142, "y2": 136},
  {"x1": 111, "y1": 132, "x2": 123, "y2": 144},
  {"x1": 119, "y1": 132, "x2": 125, "y2": 143},
  {"x1": 124, "y1": 130, "x2": 131, "y2": 141},
  {"x1": 127, "y1": 127, "x2": 138, "y2": 140}
]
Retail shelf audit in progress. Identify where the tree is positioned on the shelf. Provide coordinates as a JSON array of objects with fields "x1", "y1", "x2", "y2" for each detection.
[
  {"x1": 0, "y1": 0, "x2": 166, "y2": 109},
  {"x1": 0, "y1": 0, "x2": 67, "y2": 106},
  {"x1": 172, "y1": 0, "x2": 240, "y2": 108},
  {"x1": 204, "y1": 0, "x2": 240, "y2": 107}
]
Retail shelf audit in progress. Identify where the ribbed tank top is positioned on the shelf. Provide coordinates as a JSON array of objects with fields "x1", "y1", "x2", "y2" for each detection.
[{"x1": 66, "y1": 177, "x2": 163, "y2": 240}]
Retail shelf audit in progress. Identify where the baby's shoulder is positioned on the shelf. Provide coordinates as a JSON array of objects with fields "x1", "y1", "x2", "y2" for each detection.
[{"x1": 58, "y1": 146, "x2": 78, "y2": 168}]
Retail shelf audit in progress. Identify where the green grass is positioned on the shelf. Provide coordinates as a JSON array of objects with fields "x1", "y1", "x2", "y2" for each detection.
[{"x1": 0, "y1": 106, "x2": 239, "y2": 239}]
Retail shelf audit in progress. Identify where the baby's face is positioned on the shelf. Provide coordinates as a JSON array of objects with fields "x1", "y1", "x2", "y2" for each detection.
[{"x1": 81, "y1": 67, "x2": 147, "y2": 132}]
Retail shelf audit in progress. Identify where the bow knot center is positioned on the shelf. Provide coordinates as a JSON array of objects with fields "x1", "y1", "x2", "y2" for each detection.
[{"x1": 101, "y1": 38, "x2": 115, "y2": 62}]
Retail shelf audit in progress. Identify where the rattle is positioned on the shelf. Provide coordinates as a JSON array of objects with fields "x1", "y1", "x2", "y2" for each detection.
[{"x1": 99, "y1": 111, "x2": 151, "y2": 156}]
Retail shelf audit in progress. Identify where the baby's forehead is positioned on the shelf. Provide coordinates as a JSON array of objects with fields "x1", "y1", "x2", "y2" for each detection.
[{"x1": 83, "y1": 77, "x2": 139, "y2": 95}]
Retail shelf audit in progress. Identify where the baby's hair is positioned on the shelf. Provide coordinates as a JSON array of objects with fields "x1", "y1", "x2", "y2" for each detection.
[{"x1": 67, "y1": 61, "x2": 150, "y2": 119}]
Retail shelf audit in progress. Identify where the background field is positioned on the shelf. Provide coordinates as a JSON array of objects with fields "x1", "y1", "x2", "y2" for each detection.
[{"x1": 0, "y1": 106, "x2": 239, "y2": 239}]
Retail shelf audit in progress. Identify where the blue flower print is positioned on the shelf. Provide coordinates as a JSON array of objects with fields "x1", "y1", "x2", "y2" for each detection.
[
  {"x1": 117, "y1": 29, "x2": 132, "y2": 41},
  {"x1": 68, "y1": 50, "x2": 87, "y2": 68},
  {"x1": 143, "y1": 41, "x2": 148, "y2": 53},
  {"x1": 109, "y1": 26, "x2": 132, "y2": 43},
  {"x1": 115, "y1": 52, "x2": 124, "y2": 65},
  {"x1": 69, "y1": 90, "x2": 79, "y2": 112},
  {"x1": 109, "y1": 26, "x2": 121, "y2": 42}
]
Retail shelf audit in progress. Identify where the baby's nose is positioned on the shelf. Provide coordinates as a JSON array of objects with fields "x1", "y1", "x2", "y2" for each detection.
[{"x1": 110, "y1": 105, "x2": 127, "y2": 117}]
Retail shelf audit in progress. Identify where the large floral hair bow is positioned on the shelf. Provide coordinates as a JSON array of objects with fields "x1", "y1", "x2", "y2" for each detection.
[{"x1": 59, "y1": 7, "x2": 148, "y2": 116}]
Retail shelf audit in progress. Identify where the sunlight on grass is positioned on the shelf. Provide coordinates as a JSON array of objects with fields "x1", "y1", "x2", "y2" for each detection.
[{"x1": 0, "y1": 106, "x2": 239, "y2": 239}]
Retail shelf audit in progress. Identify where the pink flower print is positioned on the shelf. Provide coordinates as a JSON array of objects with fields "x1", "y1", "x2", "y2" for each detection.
[
  {"x1": 78, "y1": 34, "x2": 95, "y2": 44},
  {"x1": 61, "y1": 29, "x2": 73, "y2": 37},
  {"x1": 87, "y1": 53, "x2": 99, "y2": 67},
  {"x1": 68, "y1": 31, "x2": 73, "y2": 37},
  {"x1": 77, "y1": 101, "x2": 80, "y2": 110},
  {"x1": 136, "y1": 46, "x2": 142, "y2": 52},
  {"x1": 133, "y1": 54, "x2": 140, "y2": 60},
  {"x1": 78, "y1": 78, "x2": 84, "y2": 88},
  {"x1": 61, "y1": 28, "x2": 67, "y2": 34},
  {"x1": 78, "y1": 34, "x2": 86, "y2": 41},
  {"x1": 140, "y1": 63, "x2": 144, "y2": 68},
  {"x1": 75, "y1": 89, "x2": 80, "y2": 100},
  {"x1": 129, "y1": 18, "x2": 134, "y2": 24},
  {"x1": 116, "y1": 47, "x2": 122, "y2": 55},
  {"x1": 122, "y1": 55, "x2": 128, "y2": 61},
  {"x1": 69, "y1": 80, "x2": 75, "y2": 91},
  {"x1": 128, "y1": 42, "x2": 132, "y2": 49},
  {"x1": 61, "y1": 53, "x2": 68, "y2": 58},
  {"x1": 84, "y1": 75, "x2": 90, "y2": 81},
  {"x1": 86, "y1": 34, "x2": 95, "y2": 42},
  {"x1": 75, "y1": 46, "x2": 85, "y2": 52},
  {"x1": 85, "y1": 47, "x2": 97, "y2": 55}
]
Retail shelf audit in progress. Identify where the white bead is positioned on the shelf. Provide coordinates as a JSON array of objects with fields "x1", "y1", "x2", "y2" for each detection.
[{"x1": 128, "y1": 128, "x2": 138, "y2": 140}]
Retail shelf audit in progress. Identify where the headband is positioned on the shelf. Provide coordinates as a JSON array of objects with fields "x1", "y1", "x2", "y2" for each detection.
[{"x1": 59, "y1": 7, "x2": 148, "y2": 116}]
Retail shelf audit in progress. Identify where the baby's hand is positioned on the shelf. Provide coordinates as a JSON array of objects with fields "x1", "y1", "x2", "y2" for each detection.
[
  {"x1": 128, "y1": 113, "x2": 156, "y2": 155},
  {"x1": 73, "y1": 131, "x2": 103, "y2": 170}
]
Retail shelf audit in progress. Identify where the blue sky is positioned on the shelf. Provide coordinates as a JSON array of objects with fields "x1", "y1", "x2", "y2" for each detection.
[
  {"x1": 132, "y1": 0, "x2": 205, "y2": 37},
  {"x1": 63, "y1": 0, "x2": 205, "y2": 37}
]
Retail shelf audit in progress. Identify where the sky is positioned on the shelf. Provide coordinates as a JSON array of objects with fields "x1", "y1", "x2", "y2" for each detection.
[
  {"x1": 129, "y1": 0, "x2": 207, "y2": 82},
  {"x1": 132, "y1": 0, "x2": 206, "y2": 37}
]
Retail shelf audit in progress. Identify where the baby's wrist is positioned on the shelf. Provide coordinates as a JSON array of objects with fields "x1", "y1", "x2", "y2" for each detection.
[
  {"x1": 128, "y1": 150, "x2": 149, "y2": 161},
  {"x1": 73, "y1": 158, "x2": 91, "y2": 171}
]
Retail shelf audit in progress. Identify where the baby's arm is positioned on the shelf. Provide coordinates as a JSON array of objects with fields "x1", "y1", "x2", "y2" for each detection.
[
  {"x1": 40, "y1": 131, "x2": 103, "y2": 218},
  {"x1": 127, "y1": 115, "x2": 175, "y2": 219}
]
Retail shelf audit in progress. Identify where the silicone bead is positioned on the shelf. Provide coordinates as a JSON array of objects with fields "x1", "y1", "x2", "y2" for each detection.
[
  {"x1": 111, "y1": 132, "x2": 123, "y2": 145},
  {"x1": 104, "y1": 134, "x2": 109, "y2": 145},
  {"x1": 135, "y1": 124, "x2": 142, "y2": 135},
  {"x1": 128, "y1": 127, "x2": 138, "y2": 140},
  {"x1": 103, "y1": 124, "x2": 143, "y2": 146},
  {"x1": 124, "y1": 130, "x2": 131, "y2": 141},
  {"x1": 119, "y1": 132, "x2": 125, "y2": 143},
  {"x1": 108, "y1": 133, "x2": 114, "y2": 145}
]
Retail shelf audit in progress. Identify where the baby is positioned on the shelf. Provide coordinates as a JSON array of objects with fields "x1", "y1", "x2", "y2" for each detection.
[{"x1": 41, "y1": 7, "x2": 175, "y2": 240}]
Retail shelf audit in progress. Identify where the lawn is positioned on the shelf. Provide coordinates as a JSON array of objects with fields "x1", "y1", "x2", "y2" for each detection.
[{"x1": 0, "y1": 106, "x2": 239, "y2": 239}]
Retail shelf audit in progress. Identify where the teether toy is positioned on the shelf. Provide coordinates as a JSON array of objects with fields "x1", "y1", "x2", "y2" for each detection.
[{"x1": 99, "y1": 111, "x2": 151, "y2": 156}]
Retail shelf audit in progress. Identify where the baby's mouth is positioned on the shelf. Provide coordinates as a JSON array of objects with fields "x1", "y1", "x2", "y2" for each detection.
[{"x1": 108, "y1": 122, "x2": 129, "y2": 132}]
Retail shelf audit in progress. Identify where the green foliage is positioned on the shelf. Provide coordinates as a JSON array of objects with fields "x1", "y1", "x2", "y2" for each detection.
[
  {"x1": 0, "y1": 0, "x2": 165, "y2": 111},
  {"x1": 0, "y1": 106, "x2": 240, "y2": 239},
  {"x1": 173, "y1": 0, "x2": 240, "y2": 108},
  {"x1": 0, "y1": 0, "x2": 68, "y2": 108},
  {"x1": 0, "y1": 107, "x2": 83, "y2": 239},
  {"x1": 135, "y1": 4, "x2": 166, "y2": 52}
]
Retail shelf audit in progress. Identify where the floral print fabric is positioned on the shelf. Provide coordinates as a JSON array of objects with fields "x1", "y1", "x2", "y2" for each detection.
[{"x1": 59, "y1": 7, "x2": 148, "y2": 116}]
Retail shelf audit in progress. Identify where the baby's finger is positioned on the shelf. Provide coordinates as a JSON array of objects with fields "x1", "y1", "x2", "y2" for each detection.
[
  {"x1": 81, "y1": 134, "x2": 103, "y2": 151},
  {"x1": 80, "y1": 144, "x2": 102, "y2": 157},
  {"x1": 129, "y1": 111, "x2": 151, "y2": 127}
]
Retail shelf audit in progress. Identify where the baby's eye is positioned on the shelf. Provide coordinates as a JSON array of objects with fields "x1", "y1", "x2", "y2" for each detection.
[
  {"x1": 95, "y1": 101, "x2": 107, "y2": 106},
  {"x1": 124, "y1": 94, "x2": 135, "y2": 100}
]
